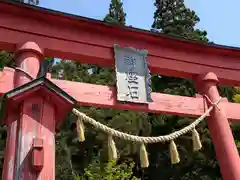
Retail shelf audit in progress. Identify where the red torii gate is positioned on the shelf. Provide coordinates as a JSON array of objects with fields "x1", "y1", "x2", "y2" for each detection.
[{"x1": 1, "y1": 1, "x2": 240, "y2": 179}]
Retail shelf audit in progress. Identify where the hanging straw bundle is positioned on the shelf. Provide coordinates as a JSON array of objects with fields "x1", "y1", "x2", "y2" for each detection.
[
  {"x1": 169, "y1": 140, "x2": 180, "y2": 164},
  {"x1": 108, "y1": 135, "x2": 118, "y2": 161},
  {"x1": 140, "y1": 143, "x2": 149, "y2": 168},
  {"x1": 76, "y1": 117, "x2": 85, "y2": 142},
  {"x1": 192, "y1": 128, "x2": 202, "y2": 151}
]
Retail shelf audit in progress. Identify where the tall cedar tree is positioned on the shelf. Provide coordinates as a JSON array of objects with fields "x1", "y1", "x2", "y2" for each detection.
[
  {"x1": 152, "y1": 0, "x2": 208, "y2": 42},
  {"x1": 145, "y1": 1, "x2": 224, "y2": 180},
  {"x1": 104, "y1": 0, "x2": 126, "y2": 25}
]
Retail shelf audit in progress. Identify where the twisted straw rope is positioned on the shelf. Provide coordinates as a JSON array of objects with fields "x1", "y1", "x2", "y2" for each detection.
[{"x1": 73, "y1": 97, "x2": 221, "y2": 144}]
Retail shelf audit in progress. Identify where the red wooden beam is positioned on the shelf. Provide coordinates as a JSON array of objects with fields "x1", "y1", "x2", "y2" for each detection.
[
  {"x1": 50, "y1": 78, "x2": 240, "y2": 121},
  {"x1": 1, "y1": 68, "x2": 240, "y2": 121},
  {"x1": 1, "y1": 1, "x2": 240, "y2": 86}
]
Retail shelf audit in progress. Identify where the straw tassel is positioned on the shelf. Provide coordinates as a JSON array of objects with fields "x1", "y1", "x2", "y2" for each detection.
[
  {"x1": 76, "y1": 118, "x2": 85, "y2": 142},
  {"x1": 169, "y1": 140, "x2": 180, "y2": 164},
  {"x1": 108, "y1": 135, "x2": 117, "y2": 161},
  {"x1": 192, "y1": 128, "x2": 202, "y2": 151},
  {"x1": 140, "y1": 143, "x2": 149, "y2": 168}
]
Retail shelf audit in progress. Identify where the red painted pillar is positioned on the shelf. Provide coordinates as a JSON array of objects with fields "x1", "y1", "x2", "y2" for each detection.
[
  {"x1": 195, "y1": 72, "x2": 240, "y2": 180},
  {"x1": 2, "y1": 42, "x2": 43, "y2": 180},
  {"x1": 2, "y1": 42, "x2": 55, "y2": 179}
]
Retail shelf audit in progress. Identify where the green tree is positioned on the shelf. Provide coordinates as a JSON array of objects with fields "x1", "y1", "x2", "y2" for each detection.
[
  {"x1": 152, "y1": 0, "x2": 208, "y2": 42},
  {"x1": 78, "y1": 160, "x2": 139, "y2": 180},
  {"x1": 104, "y1": 0, "x2": 126, "y2": 25},
  {"x1": 144, "y1": 1, "x2": 224, "y2": 180}
]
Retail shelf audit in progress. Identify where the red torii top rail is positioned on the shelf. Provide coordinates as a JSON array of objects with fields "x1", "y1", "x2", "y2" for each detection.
[
  {"x1": 1, "y1": 1, "x2": 240, "y2": 86},
  {"x1": 1, "y1": 1, "x2": 240, "y2": 180}
]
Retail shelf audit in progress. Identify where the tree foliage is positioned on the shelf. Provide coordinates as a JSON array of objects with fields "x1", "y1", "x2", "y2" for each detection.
[
  {"x1": 152, "y1": 0, "x2": 209, "y2": 42},
  {"x1": 104, "y1": 0, "x2": 126, "y2": 25},
  {"x1": 77, "y1": 160, "x2": 138, "y2": 180}
]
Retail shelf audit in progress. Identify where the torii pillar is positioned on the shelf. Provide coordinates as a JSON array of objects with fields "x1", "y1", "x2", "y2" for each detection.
[
  {"x1": 1, "y1": 42, "x2": 75, "y2": 180},
  {"x1": 2, "y1": 42, "x2": 45, "y2": 180},
  {"x1": 195, "y1": 72, "x2": 240, "y2": 180}
]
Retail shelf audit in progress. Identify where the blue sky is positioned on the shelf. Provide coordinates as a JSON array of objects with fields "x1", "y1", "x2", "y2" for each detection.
[{"x1": 39, "y1": 0, "x2": 240, "y2": 48}]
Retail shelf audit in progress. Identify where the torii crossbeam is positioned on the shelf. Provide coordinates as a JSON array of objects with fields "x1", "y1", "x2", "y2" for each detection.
[{"x1": 1, "y1": 1, "x2": 240, "y2": 180}]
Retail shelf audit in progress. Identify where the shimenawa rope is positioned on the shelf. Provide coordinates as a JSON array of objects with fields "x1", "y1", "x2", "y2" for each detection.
[{"x1": 72, "y1": 97, "x2": 221, "y2": 143}]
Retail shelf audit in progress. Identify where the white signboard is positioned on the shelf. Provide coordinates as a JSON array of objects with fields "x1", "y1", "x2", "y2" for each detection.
[{"x1": 114, "y1": 44, "x2": 152, "y2": 104}]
